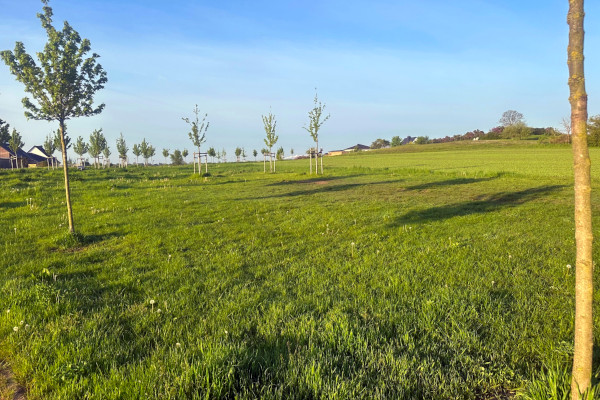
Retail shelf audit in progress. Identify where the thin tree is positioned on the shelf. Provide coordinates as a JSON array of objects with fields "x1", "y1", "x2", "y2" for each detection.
[
  {"x1": 561, "y1": 116, "x2": 572, "y2": 144},
  {"x1": 276, "y1": 146, "x2": 284, "y2": 160},
  {"x1": 303, "y1": 91, "x2": 330, "y2": 174},
  {"x1": 43, "y1": 132, "x2": 56, "y2": 168},
  {"x1": 207, "y1": 147, "x2": 216, "y2": 163},
  {"x1": 8, "y1": 128, "x2": 24, "y2": 168},
  {"x1": 568, "y1": 0, "x2": 593, "y2": 398},
  {"x1": 132, "y1": 143, "x2": 141, "y2": 166},
  {"x1": 182, "y1": 149, "x2": 189, "y2": 163},
  {"x1": 262, "y1": 109, "x2": 278, "y2": 172},
  {"x1": 148, "y1": 145, "x2": 156, "y2": 164},
  {"x1": 88, "y1": 128, "x2": 106, "y2": 168},
  {"x1": 116, "y1": 132, "x2": 128, "y2": 167},
  {"x1": 102, "y1": 145, "x2": 110, "y2": 168},
  {"x1": 162, "y1": 148, "x2": 170, "y2": 164},
  {"x1": 182, "y1": 104, "x2": 209, "y2": 174},
  {"x1": 1, "y1": 0, "x2": 107, "y2": 233},
  {"x1": 253, "y1": 149, "x2": 258, "y2": 161},
  {"x1": 73, "y1": 136, "x2": 88, "y2": 166},
  {"x1": 235, "y1": 147, "x2": 242, "y2": 162},
  {"x1": 221, "y1": 148, "x2": 227, "y2": 163},
  {"x1": 140, "y1": 139, "x2": 150, "y2": 166}
]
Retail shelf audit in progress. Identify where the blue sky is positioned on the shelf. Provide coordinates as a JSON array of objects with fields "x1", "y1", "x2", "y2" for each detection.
[{"x1": 1, "y1": 0, "x2": 599, "y2": 158}]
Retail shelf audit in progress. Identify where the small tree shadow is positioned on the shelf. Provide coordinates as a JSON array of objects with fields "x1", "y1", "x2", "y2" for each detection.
[
  {"x1": 404, "y1": 176, "x2": 499, "y2": 191},
  {"x1": 393, "y1": 185, "x2": 566, "y2": 225}
]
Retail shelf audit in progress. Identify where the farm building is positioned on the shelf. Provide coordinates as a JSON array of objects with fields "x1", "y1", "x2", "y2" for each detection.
[
  {"x1": 327, "y1": 144, "x2": 370, "y2": 156},
  {"x1": 26, "y1": 146, "x2": 58, "y2": 167},
  {"x1": 0, "y1": 144, "x2": 58, "y2": 168}
]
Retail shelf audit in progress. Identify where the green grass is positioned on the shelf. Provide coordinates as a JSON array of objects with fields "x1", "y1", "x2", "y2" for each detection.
[{"x1": 2, "y1": 142, "x2": 600, "y2": 399}]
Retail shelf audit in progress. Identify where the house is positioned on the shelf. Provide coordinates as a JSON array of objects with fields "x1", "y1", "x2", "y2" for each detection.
[
  {"x1": 0, "y1": 143, "x2": 28, "y2": 169},
  {"x1": 26, "y1": 146, "x2": 58, "y2": 167},
  {"x1": 327, "y1": 144, "x2": 370, "y2": 156},
  {"x1": 0, "y1": 144, "x2": 58, "y2": 169}
]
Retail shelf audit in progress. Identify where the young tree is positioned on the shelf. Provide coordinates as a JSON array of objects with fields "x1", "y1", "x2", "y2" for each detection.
[
  {"x1": 276, "y1": 146, "x2": 284, "y2": 160},
  {"x1": 207, "y1": 147, "x2": 216, "y2": 163},
  {"x1": 561, "y1": 116, "x2": 572, "y2": 144},
  {"x1": 102, "y1": 145, "x2": 110, "y2": 168},
  {"x1": 0, "y1": 119, "x2": 10, "y2": 144},
  {"x1": 162, "y1": 148, "x2": 170, "y2": 164},
  {"x1": 73, "y1": 136, "x2": 88, "y2": 166},
  {"x1": 182, "y1": 149, "x2": 189, "y2": 163},
  {"x1": 253, "y1": 149, "x2": 258, "y2": 161},
  {"x1": 1, "y1": 1, "x2": 107, "y2": 233},
  {"x1": 88, "y1": 128, "x2": 106, "y2": 168},
  {"x1": 391, "y1": 136, "x2": 402, "y2": 147},
  {"x1": 303, "y1": 91, "x2": 330, "y2": 174},
  {"x1": 8, "y1": 128, "x2": 24, "y2": 168},
  {"x1": 170, "y1": 149, "x2": 184, "y2": 165},
  {"x1": 182, "y1": 104, "x2": 209, "y2": 174},
  {"x1": 43, "y1": 132, "x2": 56, "y2": 168},
  {"x1": 221, "y1": 148, "x2": 227, "y2": 163},
  {"x1": 116, "y1": 132, "x2": 128, "y2": 167},
  {"x1": 262, "y1": 109, "x2": 278, "y2": 172},
  {"x1": 235, "y1": 147, "x2": 242, "y2": 162},
  {"x1": 242, "y1": 148, "x2": 246, "y2": 161},
  {"x1": 568, "y1": 1, "x2": 593, "y2": 398},
  {"x1": 132, "y1": 143, "x2": 141, "y2": 166},
  {"x1": 148, "y1": 145, "x2": 156, "y2": 165},
  {"x1": 290, "y1": 148, "x2": 294, "y2": 156}
]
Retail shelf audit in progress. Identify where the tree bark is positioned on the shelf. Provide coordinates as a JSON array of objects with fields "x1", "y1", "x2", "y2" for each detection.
[
  {"x1": 59, "y1": 120, "x2": 75, "y2": 233},
  {"x1": 568, "y1": 1, "x2": 593, "y2": 398}
]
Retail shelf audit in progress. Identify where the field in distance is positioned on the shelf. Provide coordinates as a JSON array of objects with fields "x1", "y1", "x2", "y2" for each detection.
[{"x1": 1, "y1": 141, "x2": 600, "y2": 399}]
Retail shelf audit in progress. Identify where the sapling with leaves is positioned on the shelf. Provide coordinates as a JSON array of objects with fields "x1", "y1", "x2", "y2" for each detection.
[
  {"x1": 43, "y1": 132, "x2": 56, "y2": 168},
  {"x1": 73, "y1": 136, "x2": 88, "y2": 166},
  {"x1": 162, "y1": 148, "x2": 170, "y2": 164},
  {"x1": 132, "y1": 143, "x2": 141, "y2": 166},
  {"x1": 262, "y1": 109, "x2": 278, "y2": 172},
  {"x1": 182, "y1": 104, "x2": 209, "y2": 174},
  {"x1": 276, "y1": 146, "x2": 284, "y2": 160},
  {"x1": 303, "y1": 91, "x2": 330, "y2": 174},
  {"x1": 116, "y1": 133, "x2": 128, "y2": 167},
  {"x1": 8, "y1": 128, "x2": 24, "y2": 168},
  {"x1": 88, "y1": 128, "x2": 106, "y2": 168},
  {"x1": 253, "y1": 149, "x2": 258, "y2": 161},
  {"x1": 1, "y1": 0, "x2": 107, "y2": 233},
  {"x1": 235, "y1": 147, "x2": 242, "y2": 162},
  {"x1": 139, "y1": 139, "x2": 150, "y2": 166},
  {"x1": 207, "y1": 147, "x2": 216, "y2": 163},
  {"x1": 102, "y1": 145, "x2": 110, "y2": 168},
  {"x1": 182, "y1": 149, "x2": 188, "y2": 163}
]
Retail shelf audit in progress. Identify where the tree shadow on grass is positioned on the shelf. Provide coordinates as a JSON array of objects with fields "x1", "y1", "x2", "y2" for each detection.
[
  {"x1": 0, "y1": 201, "x2": 24, "y2": 209},
  {"x1": 241, "y1": 179, "x2": 405, "y2": 200},
  {"x1": 392, "y1": 185, "x2": 567, "y2": 225},
  {"x1": 404, "y1": 176, "x2": 499, "y2": 191},
  {"x1": 266, "y1": 174, "x2": 364, "y2": 186}
]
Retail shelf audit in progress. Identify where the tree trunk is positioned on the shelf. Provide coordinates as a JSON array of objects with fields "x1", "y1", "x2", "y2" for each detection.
[
  {"x1": 316, "y1": 139, "x2": 319, "y2": 174},
  {"x1": 568, "y1": 1, "x2": 593, "y2": 398},
  {"x1": 59, "y1": 120, "x2": 75, "y2": 233}
]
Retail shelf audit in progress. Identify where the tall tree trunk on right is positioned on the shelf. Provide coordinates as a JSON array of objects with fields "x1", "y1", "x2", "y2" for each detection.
[
  {"x1": 59, "y1": 120, "x2": 75, "y2": 233},
  {"x1": 568, "y1": 1, "x2": 593, "y2": 398}
]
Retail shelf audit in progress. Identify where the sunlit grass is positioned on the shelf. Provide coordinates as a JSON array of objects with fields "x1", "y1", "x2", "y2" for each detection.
[{"x1": 1, "y1": 142, "x2": 599, "y2": 399}]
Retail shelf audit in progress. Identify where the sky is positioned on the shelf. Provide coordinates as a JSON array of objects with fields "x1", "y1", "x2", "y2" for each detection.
[{"x1": 1, "y1": 0, "x2": 600, "y2": 158}]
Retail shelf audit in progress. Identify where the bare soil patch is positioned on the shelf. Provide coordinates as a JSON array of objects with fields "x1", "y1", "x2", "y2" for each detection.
[{"x1": 0, "y1": 361, "x2": 25, "y2": 400}]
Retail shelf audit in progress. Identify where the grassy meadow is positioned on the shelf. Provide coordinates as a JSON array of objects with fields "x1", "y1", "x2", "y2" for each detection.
[{"x1": 2, "y1": 141, "x2": 600, "y2": 399}]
